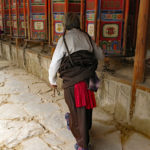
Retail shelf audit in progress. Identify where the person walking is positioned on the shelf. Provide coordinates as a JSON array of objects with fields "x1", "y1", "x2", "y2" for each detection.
[{"x1": 49, "y1": 13, "x2": 104, "y2": 150}]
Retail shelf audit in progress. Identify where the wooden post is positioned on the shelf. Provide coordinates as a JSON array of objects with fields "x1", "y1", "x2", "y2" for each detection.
[
  {"x1": 123, "y1": 0, "x2": 130, "y2": 55},
  {"x1": 96, "y1": 0, "x2": 101, "y2": 45},
  {"x1": 133, "y1": 0, "x2": 140, "y2": 48},
  {"x1": 8, "y1": 0, "x2": 12, "y2": 36},
  {"x1": 23, "y1": 0, "x2": 27, "y2": 38},
  {"x1": 45, "y1": 0, "x2": 48, "y2": 40},
  {"x1": 15, "y1": 0, "x2": 19, "y2": 37},
  {"x1": 27, "y1": 0, "x2": 30, "y2": 40},
  {"x1": 48, "y1": 0, "x2": 51, "y2": 46},
  {"x1": 80, "y1": 0, "x2": 85, "y2": 30},
  {"x1": 65, "y1": 0, "x2": 68, "y2": 14},
  {"x1": 51, "y1": 0, "x2": 54, "y2": 44},
  {"x1": 131, "y1": 0, "x2": 149, "y2": 117},
  {"x1": 94, "y1": 0, "x2": 98, "y2": 41},
  {"x1": 133, "y1": 0, "x2": 149, "y2": 83}
]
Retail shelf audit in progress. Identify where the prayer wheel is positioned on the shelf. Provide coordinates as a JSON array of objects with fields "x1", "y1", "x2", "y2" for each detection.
[
  {"x1": 51, "y1": 0, "x2": 81, "y2": 44},
  {"x1": 0, "y1": 0, "x2": 4, "y2": 31},
  {"x1": 11, "y1": 0, "x2": 18, "y2": 37},
  {"x1": 85, "y1": 0, "x2": 98, "y2": 40},
  {"x1": 18, "y1": 0, "x2": 26, "y2": 37},
  {"x1": 4, "y1": 0, "x2": 10, "y2": 34},
  {"x1": 27, "y1": 0, "x2": 48, "y2": 40},
  {"x1": 51, "y1": 0, "x2": 66, "y2": 44},
  {"x1": 99, "y1": 0, "x2": 125, "y2": 56},
  {"x1": 0, "y1": 0, "x2": 140, "y2": 57}
]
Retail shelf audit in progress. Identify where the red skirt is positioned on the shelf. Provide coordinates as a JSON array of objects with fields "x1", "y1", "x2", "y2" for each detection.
[{"x1": 74, "y1": 81, "x2": 96, "y2": 109}]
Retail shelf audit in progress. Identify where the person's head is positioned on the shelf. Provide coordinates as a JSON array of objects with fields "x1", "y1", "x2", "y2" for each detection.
[{"x1": 63, "y1": 13, "x2": 80, "y2": 31}]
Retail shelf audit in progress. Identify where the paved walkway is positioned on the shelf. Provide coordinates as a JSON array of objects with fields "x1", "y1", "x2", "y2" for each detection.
[{"x1": 0, "y1": 58, "x2": 150, "y2": 150}]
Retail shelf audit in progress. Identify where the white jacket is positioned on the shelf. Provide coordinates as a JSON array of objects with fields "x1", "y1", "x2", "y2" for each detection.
[{"x1": 49, "y1": 28, "x2": 104, "y2": 85}]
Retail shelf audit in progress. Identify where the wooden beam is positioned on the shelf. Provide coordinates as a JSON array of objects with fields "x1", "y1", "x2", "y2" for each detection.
[{"x1": 131, "y1": 0, "x2": 149, "y2": 118}]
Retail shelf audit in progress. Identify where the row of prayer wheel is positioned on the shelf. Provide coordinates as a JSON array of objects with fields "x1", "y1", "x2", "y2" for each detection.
[{"x1": 0, "y1": 0, "x2": 140, "y2": 56}]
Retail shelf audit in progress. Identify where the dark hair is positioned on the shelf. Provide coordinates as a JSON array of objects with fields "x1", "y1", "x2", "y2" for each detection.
[{"x1": 63, "y1": 13, "x2": 80, "y2": 30}]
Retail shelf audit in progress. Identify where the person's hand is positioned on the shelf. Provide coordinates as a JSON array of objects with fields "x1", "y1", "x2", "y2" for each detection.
[
  {"x1": 50, "y1": 84, "x2": 60, "y2": 97},
  {"x1": 50, "y1": 84, "x2": 57, "y2": 89}
]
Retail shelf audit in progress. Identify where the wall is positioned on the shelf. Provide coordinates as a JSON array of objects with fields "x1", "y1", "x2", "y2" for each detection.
[{"x1": 1, "y1": 41, "x2": 150, "y2": 138}]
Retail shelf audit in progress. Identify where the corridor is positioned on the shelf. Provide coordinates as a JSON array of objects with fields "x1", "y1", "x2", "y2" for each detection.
[{"x1": 0, "y1": 58, "x2": 150, "y2": 150}]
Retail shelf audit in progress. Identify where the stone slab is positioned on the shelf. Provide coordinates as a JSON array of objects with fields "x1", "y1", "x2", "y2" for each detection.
[
  {"x1": 0, "y1": 120, "x2": 44, "y2": 148},
  {"x1": 21, "y1": 137, "x2": 52, "y2": 150},
  {"x1": 98, "y1": 79, "x2": 117, "y2": 114},
  {"x1": 91, "y1": 121, "x2": 116, "y2": 138},
  {"x1": 0, "y1": 79, "x2": 29, "y2": 94},
  {"x1": 0, "y1": 104, "x2": 28, "y2": 120},
  {"x1": 91, "y1": 131, "x2": 122, "y2": 150},
  {"x1": 2, "y1": 44, "x2": 11, "y2": 61},
  {"x1": 114, "y1": 83, "x2": 131, "y2": 123},
  {"x1": 131, "y1": 89, "x2": 150, "y2": 136},
  {"x1": 27, "y1": 82, "x2": 51, "y2": 95},
  {"x1": 23, "y1": 102, "x2": 60, "y2": 121},
  {"x1": 41, "y1": 133, "x2": 64, "y2": 147},
  {"x1": 56, "y1": 99, "x2": 69, "y2": 113},
  {"x1": 123, "y1": 133, "x2": 150, "y2": 150},
  {"x1": 11, "y1": 46, "x2": 18, "y2": 64},
  {"x1": 8, "y1": 92, "x2": 42, "y2": 104},
  {"x1": 60, "y1": 142, "x2": 75, "y2": 150},
  {"x1": 93, "y1": 108, "x2": 113, "y2": 123},
  {"x1": 40, "y1": 112, "x2": 66, "y2": 133},
  {"x1": 39, "y1": 90, "x2": 64, "y2": 103},
  {"x1": 0, "y1": 95, "x2": 9, "y2": 105},
  {"x1": 54, "y1": 128, "x2": 76, "y2": 143}
]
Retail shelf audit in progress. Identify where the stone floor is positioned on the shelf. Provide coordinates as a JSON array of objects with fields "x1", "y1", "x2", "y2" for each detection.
[{"x1": 0, "y1": 58, "x2": 150, "y2": 150}]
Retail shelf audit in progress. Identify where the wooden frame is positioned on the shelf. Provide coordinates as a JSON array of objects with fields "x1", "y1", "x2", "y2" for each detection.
[
  {"x1": 27, "y1": 0, "x2": 30, "y2": 40},
  {"x1": 45, "y1": 0, "x2": 48, "y2": 40},
  {"x1": 23, "y1": 0, "x2": 27, "y2": 38},
  {"x1": 8, "y1": 0, "x2": 12, "y2": 36},
  {"x1": 48, "y1": 0, "x2": 51, "y2": 46},
  {"x1": 15, "y1": 0, "x2": 19, "y2": 36}
]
